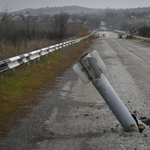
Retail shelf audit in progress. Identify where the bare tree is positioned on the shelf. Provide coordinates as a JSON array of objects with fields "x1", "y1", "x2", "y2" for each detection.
[
  {"x1": 0, "y1": 5, "x2": 16, "y2": 59},
  {"x1": 21, "y1": 11, "x2": 32, "y2": 41},
  {"x1": 52, "y1": 12, "x2": 69, "y2": 40}
]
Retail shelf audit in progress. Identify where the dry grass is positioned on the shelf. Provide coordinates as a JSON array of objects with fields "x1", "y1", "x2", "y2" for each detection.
[
  {"x1": 0, "y1": 39, "x2": 57, "y2": 60},
  {"x1": 131, "y1": 38, "x2": 150, "y2": 46},
  {"x1": 0, "y1": 36, "x2": 94, "y2": 138}
]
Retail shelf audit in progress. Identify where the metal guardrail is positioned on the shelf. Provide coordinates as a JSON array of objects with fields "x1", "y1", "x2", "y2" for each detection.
[
  {"x1": 0, "y1": 31, "x2": 96, "y2": 74},
  {"x1": 133, "y1": 35, "x2": 150, "y2": 42},
  {"x1": 113, "y1": 30, "x2": 126, "y2": 35},
  {"x1": 113, "y1": 30, "x2": 127, "y2": 38},
  {"x1": 113, "y1": 30, "x2": 150, "y2": 41}
]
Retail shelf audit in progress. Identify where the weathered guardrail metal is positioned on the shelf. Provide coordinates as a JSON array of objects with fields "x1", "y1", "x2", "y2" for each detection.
[
  {"x1": 113, "y1": 30, "x2": 126, "y2": 35},
  {"x1": 133, "y1": 35, "x2": 150, "y2": 42},
  {"x1": 0, "y1": 31, "x2": 96, "y2": 74},
  {"x1": 113, "y1": 30, "x2": 127, "y2": 38},
  {"x1": 114, "y1": 30, "x2": 150, "y2": 41}
]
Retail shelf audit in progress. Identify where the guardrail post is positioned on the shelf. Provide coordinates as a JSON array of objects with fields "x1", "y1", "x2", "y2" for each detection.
[
  {"x1": 33, "y1": 59, "x2": 35, "y2": 64},
  {"x1": 28, "y1": 61, "x2": 30, "y2": 67},
  {"x1": 13, "y1": 68, "x2": 16, "y2": 73},
  {"x1": 73, "y1": 50, "x2": 148, "y2": 132}
]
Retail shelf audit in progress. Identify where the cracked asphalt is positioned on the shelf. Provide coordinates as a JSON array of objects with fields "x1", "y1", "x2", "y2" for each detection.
[{"x1": 1, "y1": 32, "x2": 150, "y2": 150}]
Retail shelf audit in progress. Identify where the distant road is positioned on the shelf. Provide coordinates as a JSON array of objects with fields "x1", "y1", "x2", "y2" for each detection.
[
  {"x1": 99, "y1": 21, "x2": 108, "y2": 31},
  {"x1": 1, "y1": 32, "x2": 150, "y2": 150}
]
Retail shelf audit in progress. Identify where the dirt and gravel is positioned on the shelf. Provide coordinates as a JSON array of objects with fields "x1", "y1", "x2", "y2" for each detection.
[{"x1": 1, "y1": 32, "x2": 150, "y2": 150}]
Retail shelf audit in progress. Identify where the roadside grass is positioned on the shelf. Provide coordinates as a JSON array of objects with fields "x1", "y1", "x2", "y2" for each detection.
[
  {"x1": 0, "y1": 37, "x2": 94, "y2": 138},
  {"x1": 131, "y1": 38, "x2": 150, "y2": 46}
]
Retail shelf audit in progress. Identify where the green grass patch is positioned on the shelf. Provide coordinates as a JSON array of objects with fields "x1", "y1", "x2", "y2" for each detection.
[{"x1": 0, "y1": 37, "x2": 94, "y2": 138}]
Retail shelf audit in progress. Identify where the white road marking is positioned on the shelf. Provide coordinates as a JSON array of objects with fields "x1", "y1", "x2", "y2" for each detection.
[
  {"x1": 44, "y1": 107, "x2": 58, "y2": 128},
  {"x1": 111, "y1": 39, "x2": 149, "y2": 67}
]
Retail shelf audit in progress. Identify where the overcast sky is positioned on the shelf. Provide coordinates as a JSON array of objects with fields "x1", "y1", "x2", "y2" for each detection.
[{"x1": 0, "y1": 0, "x2": 150, "y2": 12}]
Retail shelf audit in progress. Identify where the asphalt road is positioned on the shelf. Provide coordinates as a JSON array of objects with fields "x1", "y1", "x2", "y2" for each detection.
[{"x1": 1, "y1": 32, "x2": 150, "y2": 150}]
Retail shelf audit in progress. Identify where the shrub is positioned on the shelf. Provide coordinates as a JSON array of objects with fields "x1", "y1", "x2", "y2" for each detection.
[{"x1": 138, "y1": 26, "x2": 150, "y2": 38}]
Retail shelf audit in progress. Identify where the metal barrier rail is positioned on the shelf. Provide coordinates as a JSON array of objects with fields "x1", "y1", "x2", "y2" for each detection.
[
  {"x1": 133, "y1": 35, "x2": 150, "y2": 42},
  {"x1": 113, "y1": 30, "x2": 126, "y2": 35},
  {"x1": 0, "y1": 31, "x2": 96, "y2": 74},
  {"x1": 113, "y1": 30, "x2": 150, "y2": 41}
]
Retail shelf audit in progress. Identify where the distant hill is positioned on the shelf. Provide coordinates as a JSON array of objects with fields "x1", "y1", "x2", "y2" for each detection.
[
  {"x1": 10, "y1": 6, "x2": 150, "y2": 16},
  {"x1": 10, "y1": 6, "x2": 104, "y2": 15},
  {"x1": 126, "y1": 7, "x2": 150, "y2": 12}
]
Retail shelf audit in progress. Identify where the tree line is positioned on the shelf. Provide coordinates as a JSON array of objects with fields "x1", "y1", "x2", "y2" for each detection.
[
  {"x1": 0, "y1": 10, "x2": 100, "y2": 60},
  {"x1": 103, "y1": 8, "x2": 150, "y2": 32}
]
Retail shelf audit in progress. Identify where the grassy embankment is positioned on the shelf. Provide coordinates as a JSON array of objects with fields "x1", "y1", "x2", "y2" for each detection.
[
  {"x1": 131, "y1": 38, "x2": 150, "y2": 46},
  {"x1": 0, "y1": 36, "x2": 94, "y2": 138}
]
